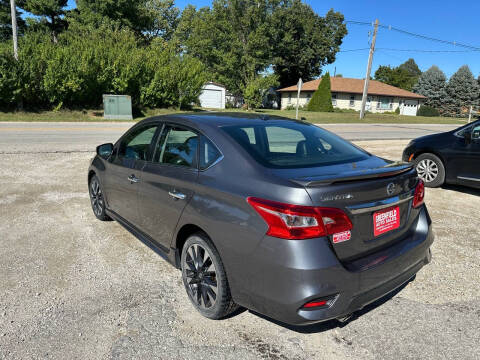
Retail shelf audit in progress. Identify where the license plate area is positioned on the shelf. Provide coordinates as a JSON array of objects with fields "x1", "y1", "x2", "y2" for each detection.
[{"x1": 373, "y1": 206, "x2": 400, "y2": 237}]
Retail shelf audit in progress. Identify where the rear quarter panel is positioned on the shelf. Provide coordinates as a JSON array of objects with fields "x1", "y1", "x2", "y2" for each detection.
[{"x1": 172, "y1": 146, "x2": 312, "y2": 308}]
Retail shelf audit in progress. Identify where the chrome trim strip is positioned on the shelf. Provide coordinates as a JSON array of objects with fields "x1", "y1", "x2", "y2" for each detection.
[
  {"x1": 346, "y1": 195, "x2": 414, "y2": 215},
  {"x1": 168, "y1": 191, "x2": 186, "y2": 200},
  {"x1": 457, "y1": 176, "x2": 480, "y2": 182},
  {"x1": 200, "y1": 154, "x2": 225, "y2": 172}
]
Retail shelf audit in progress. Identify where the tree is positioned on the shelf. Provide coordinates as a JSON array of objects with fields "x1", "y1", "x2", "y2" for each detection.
[
  {"x1": 444, "y1": 65, "x2": 479, "y2": 116},
  {"x1": 270, "y1": 3, "x2": 347, "y2": 87},
  {"x1": 398, "y1": 58, "x2": 421, "y2": 78},
  {"x1": 374, "y1": 65, "x2": 413, "y2": 90},
  {"x1": 144, "y1": 0, "x2": 180, "y2": 41},
  {"x1": 175, "y1": 0, "x2": 274, "y2": 98},
  {"x1": 22, "y1": 0, "x2": 68, "y2": 43},
  {"x1": 374, "y1": 58, "x2": 421, "y2": 91},
  {"x1": 0, "y1": 0, "x2": 26, "y2": 41},
  {"x1": 74, "y1": 0, "x2": 152, "y2": 35},
  {"x1": 307, "y1": 72, "x2": 333, "y2": 112},
  {"x1": 175, "y1": 0, "x2": 346, "y2": 98},
  {"x1": 413, "y1": 65, "x2": 447, "y2": 111},
  {"x1": 243, "y1": 74, "x2": 278, "y2": 109}
]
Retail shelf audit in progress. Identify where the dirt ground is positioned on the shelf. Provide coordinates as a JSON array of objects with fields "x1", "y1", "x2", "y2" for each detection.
[{"x1": 0, "y1": 140, "x2": 479, "y2": 360}]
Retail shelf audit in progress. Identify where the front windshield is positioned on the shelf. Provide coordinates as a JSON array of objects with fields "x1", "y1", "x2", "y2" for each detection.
[{"x1": 222, "y1": 121, "x2": 369, "y2": 169}]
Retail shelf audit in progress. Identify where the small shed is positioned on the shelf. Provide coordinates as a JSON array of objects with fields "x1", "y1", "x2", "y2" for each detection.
[{"x1": 199, "y1": 82, "x2": 226, "y2": 109}]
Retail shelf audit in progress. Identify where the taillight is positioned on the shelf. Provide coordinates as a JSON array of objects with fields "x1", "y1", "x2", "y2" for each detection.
[
  {"x1": 412, "y1": 179, "x2": 425, "y2": 208},
  {"x1": 247, "y1": 197, "x2": 353, "y2": 240}
]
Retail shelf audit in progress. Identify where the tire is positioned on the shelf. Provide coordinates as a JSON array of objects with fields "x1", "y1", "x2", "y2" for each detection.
[
  {"x1": 89, "y1": 175, "x2": 111, "y2": 221},
  {"x1": 414, "y1": 153, "x2": 445, "y2": 188},
  {"x1": 181, "y1": 233, "x2": 238, "y2": 319}
]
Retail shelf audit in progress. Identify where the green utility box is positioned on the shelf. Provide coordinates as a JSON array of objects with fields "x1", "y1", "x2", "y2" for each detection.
[{"x1": 103, "y1": 94, "x2": 133, "y2": 120}]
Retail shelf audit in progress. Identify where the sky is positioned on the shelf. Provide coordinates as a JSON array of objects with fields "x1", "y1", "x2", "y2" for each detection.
[{"x1": 64, "y1": 0, "x2": 480, "y2": 80}]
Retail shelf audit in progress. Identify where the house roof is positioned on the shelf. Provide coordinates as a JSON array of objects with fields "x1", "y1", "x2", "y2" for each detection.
[
  {"x1": 204, "y1": 81, "x2": 226, "y2": 89},
  {"x1": 278, "y1": 77, "x2": 425, "y2": 99}
]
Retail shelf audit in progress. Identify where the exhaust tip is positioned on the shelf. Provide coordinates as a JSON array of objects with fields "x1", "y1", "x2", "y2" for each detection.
[{"x1": 336, "y1": 313, "x2": 353, "y2": 323}]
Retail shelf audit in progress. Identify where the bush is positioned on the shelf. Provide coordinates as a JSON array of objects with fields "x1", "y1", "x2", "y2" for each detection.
[
  {"x1": 395, "y1": 106, "x2": 400, "y2": 114},
  {"x1": 0, "y1": 52, "x2": 20, "y2": 108},
  {"x1": 244, "y1": 75, "x2": 279, "y2": 110},
  {"x1": 0, "y1": 27, "x2": 208, "y2": 110},
  {"x1": 332, "y1": 107, "x2": 357, "y2": 113},
  {"x1": 307, "y1": 72, "x2": 333, "y2": 112},
  {"x1": 417, "y1": 105, "x2": 440, "y2": 117}
]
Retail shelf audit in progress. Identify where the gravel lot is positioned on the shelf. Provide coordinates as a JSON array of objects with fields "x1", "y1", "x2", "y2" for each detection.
[{"x1": 0, "y1": 139, "x2": 479, "y2": 360}]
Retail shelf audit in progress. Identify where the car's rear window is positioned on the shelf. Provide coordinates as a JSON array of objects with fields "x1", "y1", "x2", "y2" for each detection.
[{"x1": 222, "y1": 122, "x2": 369, "y2": 168}]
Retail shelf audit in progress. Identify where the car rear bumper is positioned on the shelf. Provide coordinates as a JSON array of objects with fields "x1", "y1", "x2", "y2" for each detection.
[{"x1": 240, "y1": 206, "x2": 433, "y2": 326}]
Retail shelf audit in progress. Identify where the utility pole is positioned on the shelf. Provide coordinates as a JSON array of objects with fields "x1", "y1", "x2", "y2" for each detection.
[
  {"x1": 360, "y1": 19, "x2": 379, "y2": 119},
  {"x1": 295, "y1": 78, "x2": 303, "y2": 120},
  {"x1": 10, "y1": 0, "x2": 18, "y2": 61}
]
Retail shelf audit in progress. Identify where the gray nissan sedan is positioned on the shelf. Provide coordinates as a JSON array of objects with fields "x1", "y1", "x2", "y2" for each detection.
[{"x1": 88, "y1": 113, "x2": 433, "y2": 325}]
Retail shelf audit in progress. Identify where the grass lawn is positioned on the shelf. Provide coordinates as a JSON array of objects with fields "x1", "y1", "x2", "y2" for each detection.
[
  {"x1": 224, "y1": 109, "x2": 468, "y2": 125},
  {"x1": 0, "y1": 107, "x2": 469, "y2": 124},
  {"x1": 0, "y1": 108, "x2": 181, "y2": 122}
]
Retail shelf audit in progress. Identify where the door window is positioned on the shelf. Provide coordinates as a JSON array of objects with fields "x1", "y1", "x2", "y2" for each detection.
[
  {"x1": 472, "y1": 125, "x2": 480, "y2": 140},
  {"x1": 199, "y1": 136, "x2": 222, "y2": 170},
  {"x1": 118, "y1": 125, "x2": 158, "y2": 161},
  {"x1": 154, "y1": 126, "x2": 199, "y2": 167}
]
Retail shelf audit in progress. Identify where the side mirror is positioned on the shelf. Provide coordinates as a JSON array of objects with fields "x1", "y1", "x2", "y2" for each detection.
[{"x1": 96, "y1": 143, "x2": 114, "y2": 159}]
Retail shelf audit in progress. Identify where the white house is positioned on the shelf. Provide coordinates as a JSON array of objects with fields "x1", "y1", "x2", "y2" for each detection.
[
  {"x1": 278, "y1": 77, "x2": 426, "y2": 116},
  {"x1": 199, "y1": 82, "x2": 226, "y2": 109}
]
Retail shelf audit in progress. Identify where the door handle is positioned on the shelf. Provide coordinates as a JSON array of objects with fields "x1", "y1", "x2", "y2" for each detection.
[
  {"x1": 128, "y1": 174, "x2": 140, "y2": 184},
  {"x1": 168, "y1": 191, "x2": 186, "y2": 200}
]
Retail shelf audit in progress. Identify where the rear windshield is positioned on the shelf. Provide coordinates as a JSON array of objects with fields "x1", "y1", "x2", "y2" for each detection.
[{"x1": 222, "y1": 122, "x2": 369, "y2": 168}]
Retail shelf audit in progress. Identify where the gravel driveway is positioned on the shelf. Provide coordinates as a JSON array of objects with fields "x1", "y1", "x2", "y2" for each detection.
[{"x1": 0, "y1": 140, "x2": 479, "y2": 360}]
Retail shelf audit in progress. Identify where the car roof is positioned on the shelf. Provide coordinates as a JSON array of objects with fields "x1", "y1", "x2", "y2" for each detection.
[{"x1": 146, "y1": 112, "x2": 308, "y2": 128}]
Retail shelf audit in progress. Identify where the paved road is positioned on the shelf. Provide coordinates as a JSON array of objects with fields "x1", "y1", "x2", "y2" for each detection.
[{"x1": 0, "y1": 122, "x2": 460, "y2": 153}]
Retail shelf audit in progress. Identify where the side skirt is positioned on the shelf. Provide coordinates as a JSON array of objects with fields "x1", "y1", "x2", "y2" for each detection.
[{"x1": 106, "y1": 209, "x2": 180, "y2": 269}]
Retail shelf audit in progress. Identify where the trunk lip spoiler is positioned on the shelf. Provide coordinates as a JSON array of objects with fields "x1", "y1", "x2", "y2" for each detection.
[{"x1": 290, "y1": 163, "x2": 414, "y2": 187}]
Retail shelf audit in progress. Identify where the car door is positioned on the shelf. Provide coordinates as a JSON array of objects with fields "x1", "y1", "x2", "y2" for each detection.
[
  {"x1": 454, "y1": 123, "x2": 480, "y2": 187},
  {"x1": 104, "y1": 123, "x2": 159, "y2": 227},
  {"x1": 137, "y1": 124, "x2": 199, "y2": 249}
]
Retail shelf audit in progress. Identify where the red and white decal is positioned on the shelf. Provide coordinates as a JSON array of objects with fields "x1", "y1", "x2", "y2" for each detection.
[
  {"x1": 333, "y1": 230, "x2": 351, "y2": 244},
  {"x1": 373, "y1": 206, "x2": 400, "y2": 237}
]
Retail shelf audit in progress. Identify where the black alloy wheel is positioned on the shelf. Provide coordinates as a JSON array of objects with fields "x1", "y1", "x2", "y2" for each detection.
[
  {"x1": 89, "y1": 175, "x2": 110, "y2": 221},
  {"x1": 184, "y1": 243, "x2": 218, "y2": 309},
  {"x1": 181, "y1": 233, "x2": 238, "y2": 319}
]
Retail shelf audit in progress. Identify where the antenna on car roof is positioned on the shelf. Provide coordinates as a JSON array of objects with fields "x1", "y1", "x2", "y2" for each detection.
[{"x1": 260, "y1": 115, "x2": 269, "y2": 121}]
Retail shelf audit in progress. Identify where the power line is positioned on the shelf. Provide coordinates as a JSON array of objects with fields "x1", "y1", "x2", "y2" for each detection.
[
  {"x1": 338, "y1": 48, "x2": 370, "y2": 52},
  {"x1": 345, "y1": 20, "x2": 480, "y2": 51},
  {"x1": 340, "y1": 47, "x2": 480, "y2": 53}
]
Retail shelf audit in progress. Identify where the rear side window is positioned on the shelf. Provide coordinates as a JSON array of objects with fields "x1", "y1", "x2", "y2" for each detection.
[
  {"x1": 154, "y1": 126, "x2": 198, "y2": 168},
  {"x1": 200, "y1": 136, "x2": 222, "y2": 170},
  {"x1": 222, "y1": 122, "x2": 369, "y2": 168}
]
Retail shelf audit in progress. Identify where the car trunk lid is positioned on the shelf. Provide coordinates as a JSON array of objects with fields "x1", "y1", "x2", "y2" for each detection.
[{"x1": 272, "y1": 158, "x2": 419, "y2": 262}]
